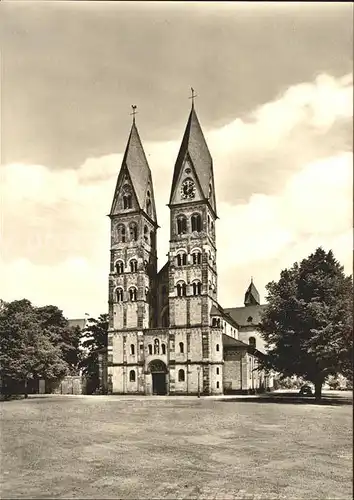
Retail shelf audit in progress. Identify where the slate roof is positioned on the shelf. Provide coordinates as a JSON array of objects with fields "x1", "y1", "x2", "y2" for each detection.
[
  {"x1": 244, "y1": 279, "x2": 260, "y2": 306},
  {"x1": 110, "y1": 121, "x2": 157, "y2": 222},
  {"x1": 169, "y1": 105, "x2": 216, "y2": 214},
  {"x1": 222, "y1": 334, "x2": 249, "y2": 348},
  {"x1": 224, "y1": 304, "x2": 267, "y2": 328}
]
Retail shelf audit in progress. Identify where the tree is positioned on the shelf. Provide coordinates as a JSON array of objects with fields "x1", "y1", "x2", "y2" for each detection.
[
  {"x1": 0, "y1": 300, "x2": 68, "y2": 396},
  {"x1": 36, "y1": 305, "x2": 82, "y2": 374},
  {"x1": 79, "y1": 314, "x2": 108, "y2": 394},
  {"x1": 258, "y1": 248, "x2": 353, "y2": 400}
]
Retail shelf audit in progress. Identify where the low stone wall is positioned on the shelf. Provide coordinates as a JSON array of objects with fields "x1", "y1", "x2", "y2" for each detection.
[{"x1": 52, "y1": 376, "x2": 84, "y2": 395}]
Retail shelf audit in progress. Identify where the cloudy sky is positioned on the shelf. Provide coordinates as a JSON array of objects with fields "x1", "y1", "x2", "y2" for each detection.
[{"x1": 1, "y1": 1, "x2": 353, "y2": 319}]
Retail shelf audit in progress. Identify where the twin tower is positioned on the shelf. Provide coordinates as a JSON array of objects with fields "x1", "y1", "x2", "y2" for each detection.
[{"x1": 107, "y1": 103, "x2": 222, "y2": 395}]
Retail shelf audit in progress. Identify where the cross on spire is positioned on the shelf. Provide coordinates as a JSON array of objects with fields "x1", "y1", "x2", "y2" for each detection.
[
  {"x1": 130, "y1": 104, "x2": 138, "y2": 122},
  {"x1": 189, "y1": 87, "x2": 197, "y2": 107}
]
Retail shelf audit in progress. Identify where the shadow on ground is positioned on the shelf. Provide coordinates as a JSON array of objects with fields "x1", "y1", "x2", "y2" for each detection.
[{"x1": 220, "y1": 392, "x2": 352, "y2": 406}]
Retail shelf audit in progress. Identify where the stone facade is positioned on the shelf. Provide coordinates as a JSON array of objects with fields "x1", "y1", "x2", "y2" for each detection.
[{"x1": 105, "y1": 107, "x2": 272, "y2": 395}]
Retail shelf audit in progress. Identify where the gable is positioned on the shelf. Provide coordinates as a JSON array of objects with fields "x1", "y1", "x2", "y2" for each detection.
[
  {"x1": 110, "y1": 167, "x2": 139, "y2": 216},
  {"x1": 170, "y1": 156, "x2": 204, "y2": 205}
]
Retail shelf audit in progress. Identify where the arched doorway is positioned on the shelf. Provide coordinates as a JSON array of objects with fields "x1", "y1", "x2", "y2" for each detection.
[{"x1": 148, "y1": 360, "x2": 167, "y2": 395}]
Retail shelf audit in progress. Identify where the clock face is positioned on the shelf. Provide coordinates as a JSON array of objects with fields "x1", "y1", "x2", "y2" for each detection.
[{"x1": 181, "y1": 179, "x2": 196, "y2": 199}]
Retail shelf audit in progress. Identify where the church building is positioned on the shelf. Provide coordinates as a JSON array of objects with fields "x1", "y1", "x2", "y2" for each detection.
[{"x1": 105, "y1": 100, "x2": 273, "y2": 395}]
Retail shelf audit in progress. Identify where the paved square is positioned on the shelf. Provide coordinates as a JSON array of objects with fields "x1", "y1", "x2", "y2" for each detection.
[{"x1": 1, "y1": 394, "x2": 352, "y2": 499}]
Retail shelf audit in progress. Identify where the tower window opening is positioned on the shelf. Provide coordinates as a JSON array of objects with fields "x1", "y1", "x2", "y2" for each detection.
[
  {"x1": 216, "y1": 343, "x2": 220, "y2": 352},
  {"x1": 117, "y1": 224, "x2": 126, "y2": 243},
  {"x1": 191, "y1": 213, "x2": 202, "y2": 232},
  {"x1": 130, "y1": 344, "x2": 135, "y2": 355},
  {"x1": 123, "y1": 194, "x2": 132, "y2": 209},
  {"x1": 150, "y1": 231, "x2": 155, "y2": 247},
  {"x1": 146, "y1": 191, "x2": 152, "y2": 216},
  {"x1": 176, "y1": 253, "x2": 187, "y2": 266},
  {"x1": 179, "y1": 342, "x2": 184, "y2": 354},
  {"x1": 116, "y1": 288, "x2": 124, "y2": 302},
  {"x1": 144, "y1": 225, "x2": 149, "y2": 243},
  {"x1": 208, "y1": 183, "x2": 213, "y2": 199},
  {"x1": 216, "y1": 381, "x2": 219, "y2": 389},
  {"x1": 192, "y1": 281, "x2": 202, "y2": 296},
  {"x1": 130, "y1": 259, "x2": 138, "y2": 273},
  {"x1": 192, "y1": 252, "x2": 202, "y2": 264},
  {"x1": 129, "y1": 370, "x2": 136, "y2": 382},
  {"x1": 148, "y1": 344, "x2": 152, "y2": 355},
  {"x1": 161, "y1": 343, "x2": 166, "y2": 355},
  {"x1": 154, "y1": 338, "x2": 160, "y2": 355},
  {"x1": 216, "y1": 367, "x2": 219, "y2": 375},
  {"x1": 129, "y1": 287, "x2": 137, "y2": 301},
  {"x1": 176, "y1": 282, "x2": 187, "y2": 297},
  {"x1": 129, "y1": 222, "x2": 138, "y2": 241},
  {"x1": 177, "y1": 215, "x2": 187, "y2": 235},
  {"x1": 178, "y1": 369, "x2": 185, "y2": 382},
  {"x1": 115, "y1": 261, "x2": 124, "y2": 274}
]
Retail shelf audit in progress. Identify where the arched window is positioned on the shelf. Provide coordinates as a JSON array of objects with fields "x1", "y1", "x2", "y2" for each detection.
[
  {"x1": 123, "y1": 194, "x2": 132, "y2": 209},
  {"x1": 146, "y1": 191, "x2": 152, "y2": 216},
  {"x1": 116, "y1": 288, "x2": 124, "y2": 302},
  {"x1": 192, "y1": 281, "x2": 202, "y2": 296},
  {"x1": 212, "y1": 317, "x2": 218, "y2": 327},
  {"x1": 115, "y1": 260, "x2": 124, "y2": 274},
  {"x1": 130, "y1": 259, "x2": 138, "y2": 273},
  {"x1": 129, "y1": 222, "x2": 138, "y2": 241},
  {"x1": 148, "y1": 344, "x2": 152, "y2": 355},
  {"x1": 177, "y1": 215, "x2": 187, "y2": 235},
  {"x1": 249, "y1": 337, "x2": 256, "y2": 348},
  {"x1": 130, "y1": 344, "x2": 135, "y2": 355},
  {"x1": 129, "y1": 370, "x2": 136, "y2": 382},
  {"x1": 216, "y1": 367, "x2": 219, "y2": 375},
  {"x1": 154, "y1": 338, "x2": 160, "y2": 355},
  {"x1": 178, "y1": 369, "x2": 185, "y2": 382},
  {"x1": 161, "y1": 343, "x2": 166, "y2": 355},
  {"x1": 117, "y1": 224, "x2": 126, "y2": 243},
  {"x1": 144, "y1": 225, "x2": 149, "y2": 243},
  {"x1": 216, "y1": 381, "x2": 219, "y2": 389},
  {"x1": 191, "y1": 213, "x2": 202, "y2": 232},
  {"x1": 176, "y1": 253, "x2": 187, "y2": 267},
  {"x1": 179, "y1": 342, "x2": 184, "y2": 354},
  {"x1": 216, "y1": 343, "x2": 220, "y2": 352},
  {"x1": 129, "y1": 288, "x2": 137, "y2": 301},
  {"x1": 176, "y1": 282, "x2": 187, "y2": 297},
  {"x1": 192, "y1": 252, "x2": 202, "y2": 264}
]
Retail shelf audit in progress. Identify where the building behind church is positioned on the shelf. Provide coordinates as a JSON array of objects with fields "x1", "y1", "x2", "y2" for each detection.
[{"x1": 104, "y1": 102, "x2": 273, "y2": 395}]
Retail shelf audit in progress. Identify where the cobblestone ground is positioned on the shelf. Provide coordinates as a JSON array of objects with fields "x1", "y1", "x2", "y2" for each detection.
[{"x1": 1, "y1": 393, "x2": 352, "y2": 499}]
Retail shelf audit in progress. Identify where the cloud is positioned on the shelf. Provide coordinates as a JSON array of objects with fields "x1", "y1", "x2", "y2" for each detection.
[{"x1": 1, "y1": 73, "x2": 352, "y2": 317}]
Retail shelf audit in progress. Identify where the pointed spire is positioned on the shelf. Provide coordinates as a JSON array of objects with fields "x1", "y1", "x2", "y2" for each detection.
[
  {"x1": 110, "y1": 115, "x2": 157, "y2": 223},
  {"x1": 169, "y1": 102, "x2": 216, "y2": 214},
  {"x1": 244, "y1": 278, "x2": 260, "y2": 306}
]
